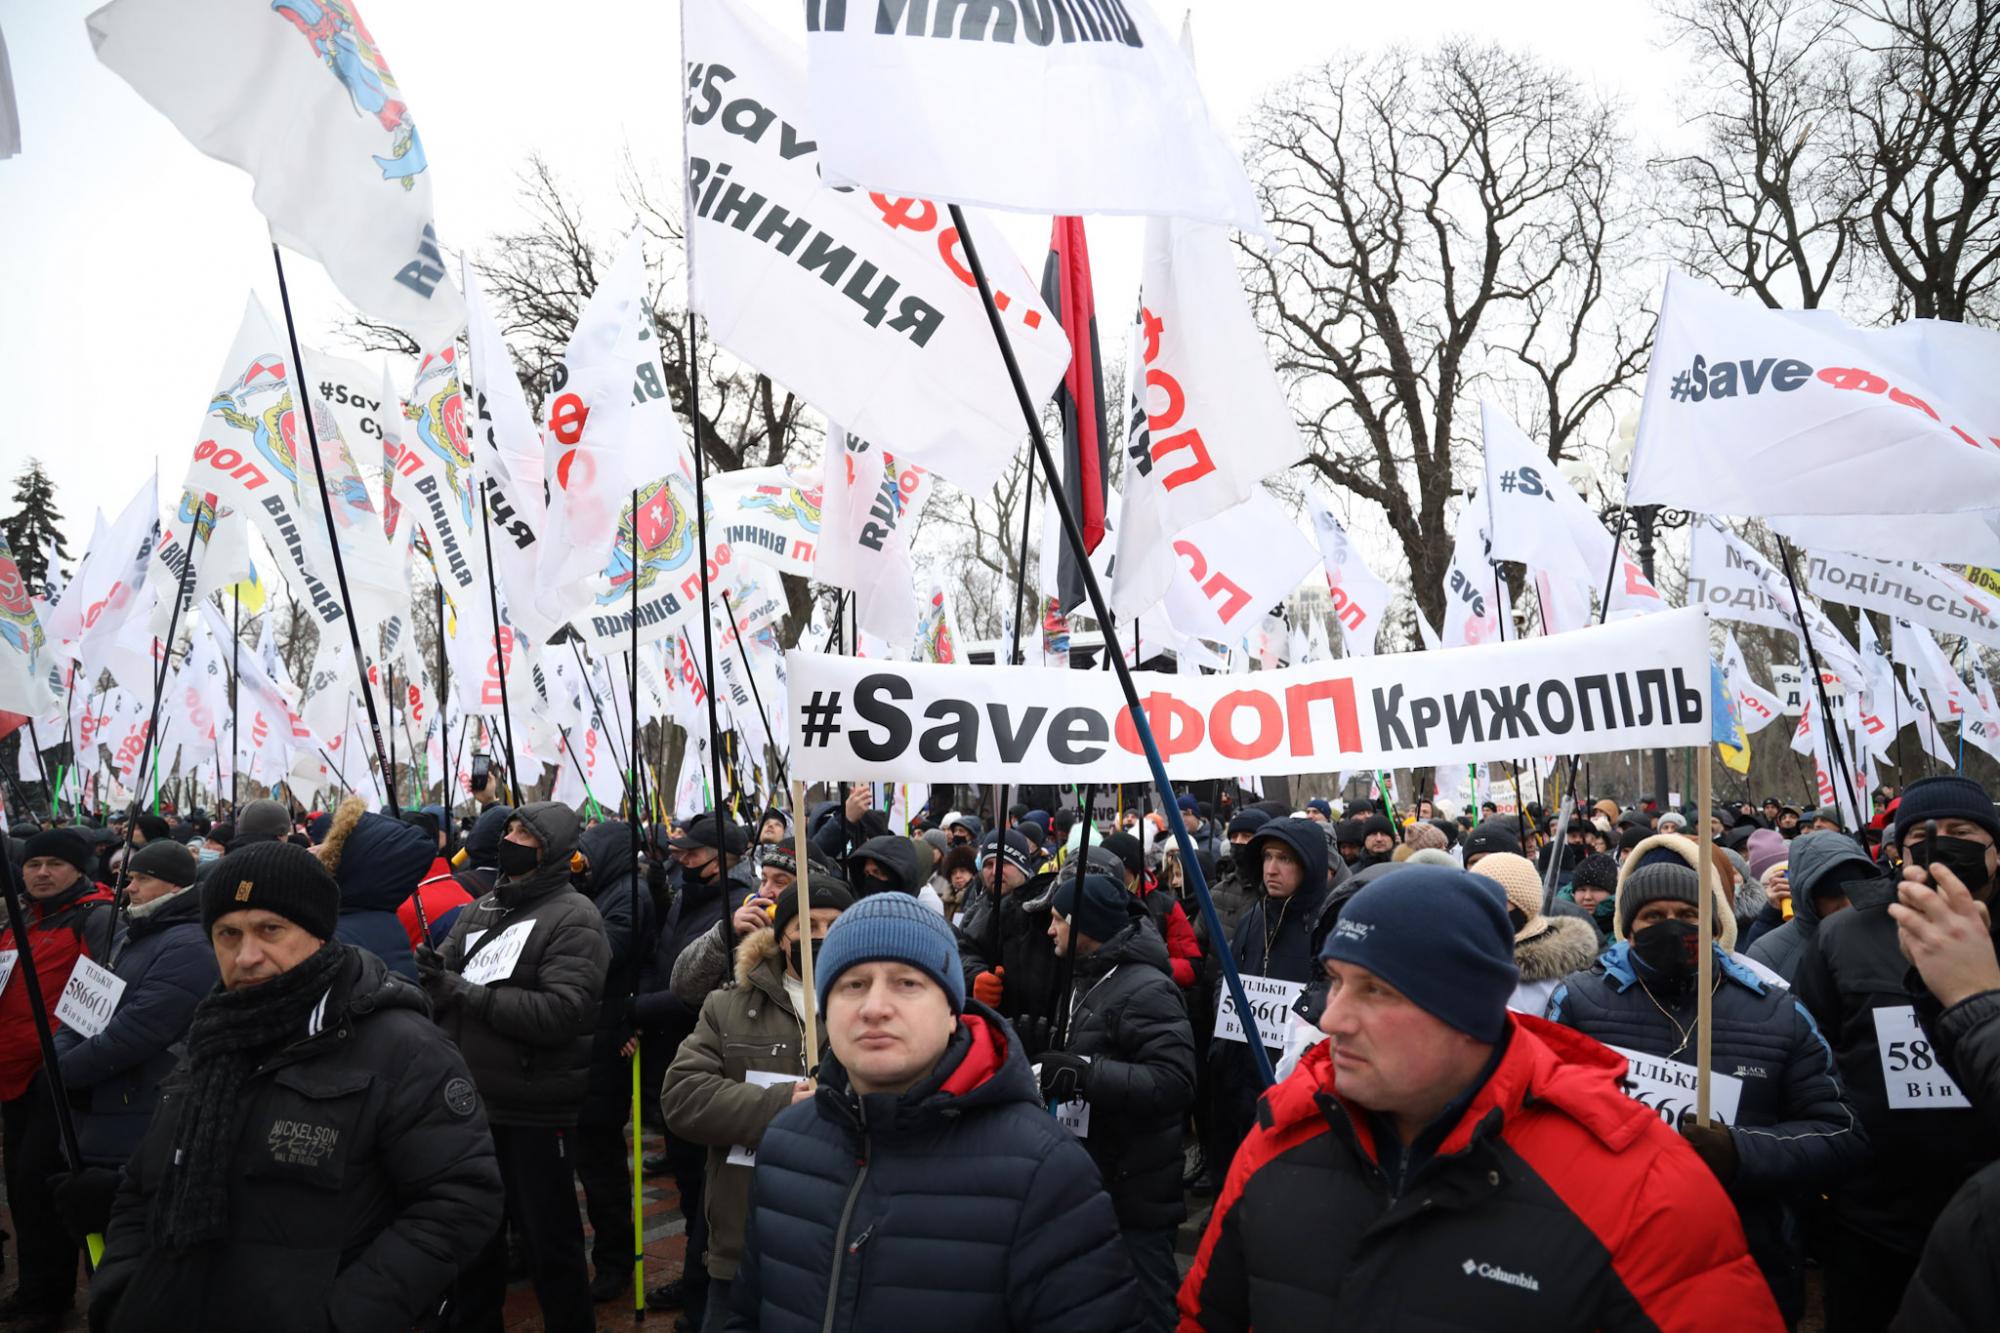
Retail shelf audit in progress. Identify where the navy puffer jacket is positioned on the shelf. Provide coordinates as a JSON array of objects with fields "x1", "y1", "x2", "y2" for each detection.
[
  {"x1": 318, "y1": 797, "x2": 432, "y2": 981},
  {"x1": 53, "y1": 886, "x2": 218, "y2": 1165},
  {"x1": 727, "y1": 1002, "x2": 1136, "y2": 1332},
  {"x1": 1549, "y1": 942, "x2": 1870, "y2": 1322}
]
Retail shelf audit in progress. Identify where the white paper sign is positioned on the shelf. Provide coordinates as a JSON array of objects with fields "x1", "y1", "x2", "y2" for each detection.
[
  {"x1": 1054, "y1": 1097, "x2": 1091, "y2": 1139},
  {"x1": 461, "y1": 920, "x2": 535, "y2": 986},
  {"x1": 1611, "y1": 1045, "x2": 1743, "y2": 1126},
  {"x1": 1872, "y1": 1005, "x2": 1971, "y2": 1110},
  {"x1": 1215, "y1": 975, "x2": 1306, "y2": 1050},
  {"x1": 54, "y1": 956, "x2": 127, "y2": 1040},
  {"x1": 727, "y1": 1070, "x2": 801, "y2": 1167},
  {"x1": 0, "y1": 949, "x2": 18, "y2": 997}
]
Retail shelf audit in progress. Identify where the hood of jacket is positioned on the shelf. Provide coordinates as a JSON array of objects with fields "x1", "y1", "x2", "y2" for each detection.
[
  {"x1": 1073, "y1": 917, "x2": 1172, "y2": 981},
  {"x1": 1249, "y1": 816, "x2": 1330, "y2": 899},
  {"x1": 496, "y1": 801, "x2": 582, "y2": 902},
  {"x1": 1612, "y1": 832, "x2": 1739, "y2": 950},
  {"x1": 847, "y1": 834, "x2": 921, "y2": 897},
  {"x1": 580, "y1": 819, "x2": 638, "y2": 896},
  {"x1": 464, "y1": 803, "x2": 514, "y2": 867},
  {"x1": 1277, "y1": 1011, "x2": 1663, "y2": 1164},
  {"x1": 1785, "y1": 830, "x2": 1876, "y2": 932},
  {"x1": 732, "y1": 922, "x2": 806, "y2": 1012},
  {"x1": 814, "y1": 1000, "x2": 1038, "y2": 1139},
  {"x1": 1513, "y1": 914, "x2": 1601, "y2": 984},
  {"x1": 315, "y1": 796, "x2": 432, "y2": 913}
]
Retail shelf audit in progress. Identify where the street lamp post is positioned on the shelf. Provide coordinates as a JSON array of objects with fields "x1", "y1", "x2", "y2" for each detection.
[{"x1": 1598, "y1": 500, "x2": 1692, "y2": 810}]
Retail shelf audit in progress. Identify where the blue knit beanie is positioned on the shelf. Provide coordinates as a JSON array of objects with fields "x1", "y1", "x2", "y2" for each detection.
[
  {"x1": 813, "y1": 893, "x2": 966, "y2": 1013},
  {"x1": 1320, "y1": 866, "x2": 1518, "y2": 1043}
]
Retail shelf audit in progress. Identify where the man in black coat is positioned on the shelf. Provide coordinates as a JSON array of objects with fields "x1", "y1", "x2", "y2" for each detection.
[
  {"x1": 727, "y1": 894, "x2": 1136, "y2": 1331},
  {"x1": 1793, "y1": 775, "x2": 2000, "y2": 1331},
  {"x1": 422, "y1": 802, "x2": 610, "y2": 1333},
  {"x1": 88, "y1": 842, "x2": 499, "y2": 1332},
  {"x1": 1040, "y1": 875, "x2": 1195, "y2": 1332}
]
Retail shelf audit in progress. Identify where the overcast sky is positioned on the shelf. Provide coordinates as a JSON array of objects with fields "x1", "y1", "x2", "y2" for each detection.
[{"x1": 0, "y1": 0, "x2": 1696, "y2": 556}]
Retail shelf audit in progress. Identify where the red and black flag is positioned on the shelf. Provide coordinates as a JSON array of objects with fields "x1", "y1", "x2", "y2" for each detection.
[{"x1": 1039, "y1": 217, "x2": 1108, "y2": 623}]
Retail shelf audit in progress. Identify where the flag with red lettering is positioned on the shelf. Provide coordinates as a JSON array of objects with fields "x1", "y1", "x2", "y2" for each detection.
[
  {"x1": 1441, "y1": 501, "x2": 1508, "y2": 649},
  {"x1": 1629, "y1": 271, "x2": 2000, "y2": 562},
  {"x1": 0, "y1": 534, "x2": 56, "y2": 717},
  {"x1": 1110, "y1": 211, "x2": 1302, "y2": 621},
  {"x1": 683, "y1": 0, "x2": 1070, "y2": 494},
  {"x1": 1157, "y1": 490, "x2": 1316, "y2": 647},
  {"x1": 818, "y1": 427, "x2": 933, "y2": 646},
  {"x1": 1040, "y1": 217, "x2": 1109, "y2": 616},
  {"x1": 88, "y1": 0, "x2": 463, "y2": 347},
  {"x1": 1305, "y1": 494, "x2": 1391, "y2": 657}
]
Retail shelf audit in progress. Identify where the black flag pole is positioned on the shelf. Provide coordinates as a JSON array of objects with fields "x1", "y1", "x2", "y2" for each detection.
[
  {"x1": 629, "y1": 486, "x2": 645, "y2": 867},
  {"x1": 270, "y1": 243, "x2": 399, "y2": 814},
  {"x1": 1776, "y1": 537, "x2": 1864, "y2": 825},
  {"x1": 475, "y1": 479, "x2": 524, "y2": 805},
  {"x1": 948, "y1": 205, "x2": 1273, "y2": 1086},
  {"x1": 685, "y1": 309, "x2": 730, "y2": 842}
]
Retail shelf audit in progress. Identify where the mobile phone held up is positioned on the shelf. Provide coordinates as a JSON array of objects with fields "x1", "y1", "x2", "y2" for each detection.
[{"x1": 471, "y1": 752, "x2": 492, "y2": 794}]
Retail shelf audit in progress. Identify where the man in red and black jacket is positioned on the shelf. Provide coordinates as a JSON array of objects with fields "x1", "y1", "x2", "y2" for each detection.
[
  {"x1": 1, "y1": 828, "x2": 118, "y2": 1328},
  {"x1": 1178, "y1": 866, "x2": 1782, "y2": 1333}
]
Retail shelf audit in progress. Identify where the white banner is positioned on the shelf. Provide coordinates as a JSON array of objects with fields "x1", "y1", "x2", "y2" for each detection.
[
  {"x1": 1688, "y1": 519, "x2": 1864, "y2": 687},
  {"x1": 789, "y1": 607, "x2": 1715, "y2": 782},
  {"x1": 801, "y1": 0, "x2": 1264, "y2": 235},
  {"x1": 1629, "y1": 271, "x2": 2000, "y2": 562},
  {"x1": 685, "y1": 0, "x2": 1069, "y2": 494},
  {"x1": 1804, "y1": 549, "x2": 2000, "y2": 649}
]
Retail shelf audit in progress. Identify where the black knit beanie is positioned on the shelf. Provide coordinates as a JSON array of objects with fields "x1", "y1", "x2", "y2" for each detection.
[
  {"x1": 201, "y1": 842, "x2": 340, "y2": 940},
  {"x1": 22, "y1": 829, "x2": 91, "y2": 878}
]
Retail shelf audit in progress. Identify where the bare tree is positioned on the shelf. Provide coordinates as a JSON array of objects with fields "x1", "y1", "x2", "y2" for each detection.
[
  {"x1": 1241, "y1": 42, "x2": 1648, "y2": 635},
  {"x1": 1659, "y1": 0, "x2": 2000, "y2": 322},
  {"x1": 1656, "y1": 0, "x2": 1860, "y2": 309},
  {"x1": 1834, "y1": 0, "x2": 2000, "y2": 322}
]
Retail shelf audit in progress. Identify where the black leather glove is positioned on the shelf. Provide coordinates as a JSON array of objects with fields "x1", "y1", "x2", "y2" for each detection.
[
  {"x1": 414, "y1": 944, "x2": 445, "y2": 983},
  {"x1": 1038, "y1": 1050, "x2": 1092, "y2": 1103},
  {"x1": 1677, "y1": 1120, "x2": 1739, "y2": 1184}
]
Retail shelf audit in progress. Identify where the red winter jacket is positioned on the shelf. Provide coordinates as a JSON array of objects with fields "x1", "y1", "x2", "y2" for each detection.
[
  {"x1": 396, "y1": 861, "x2": 474, "y2": 950},
  {"x1": 1135, "y1": 875, "x2": 1201, "y2": 989},
  {"x1": 0, "y1": 880, "x2": 118, "y2": 1102},
  {"x1": 1178, "y1": 1014, "x2": 1782, "y2": 1332}
]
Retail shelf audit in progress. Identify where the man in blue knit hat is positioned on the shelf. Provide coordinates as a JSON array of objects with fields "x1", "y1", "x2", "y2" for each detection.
[
  {"x1": 1181, "y1": 867, "x2": 1779, "y2": 1330},
  {"x1": 726, "y1": 894, "x2": 1137, "y2": 1329}
]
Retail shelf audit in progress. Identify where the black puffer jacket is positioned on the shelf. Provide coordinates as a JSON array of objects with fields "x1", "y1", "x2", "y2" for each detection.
[
  {"x1": 88, "y1": 948, "x2": 501, "y2": 1333},
  {"x1": 726, "y1": 1003, "x2": 1136, "y2": 1332},
  {"x1": 578, "y1": 821, "x2": 655, "y2": 1125},
  {"x1": 1550, "y1": 943, "x2": 1870, "y2": 1321},
  {"x1": 1057, "y1": 920, "x2": 1196, "y2": 1232},
  {"x1": 429, "y1": 802, "x2": 611, "y2": 1128},
  {"x1": 1793, "y1": 879, "x2": 1996, "y2": 1255},
  {"x1": 1894, "y1": 988, "x2": 2000, "y2": 1331}
]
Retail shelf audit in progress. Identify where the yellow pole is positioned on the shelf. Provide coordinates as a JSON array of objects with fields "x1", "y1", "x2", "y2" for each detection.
[
  {"x1": 630, "y1": 1035, "x2": 645, "y2": 1319},
  {"x1": 792, "y1": 779, "x2": 820, "y2": 1070}
]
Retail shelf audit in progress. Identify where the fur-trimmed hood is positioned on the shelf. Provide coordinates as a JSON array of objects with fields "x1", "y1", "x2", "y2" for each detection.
[
  {"x1": 1513, "y1": 914, "x2": 1602, "y2": 984},
  {"x1": 314, "y1": 795, "x2": 432, "y2": 912},
  {"x1": 1612, "y1": 832, "x2": 1739, "y2": 950}
]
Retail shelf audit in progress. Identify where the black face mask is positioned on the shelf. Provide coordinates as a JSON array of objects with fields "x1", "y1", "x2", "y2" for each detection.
[
  {"x1": 1231, "y1": 841, "x2": 1259, "y2": 884},
  {"x1": 1630, "y1": 919, "x2": 1702, "y2": 984},
  {"x1": 1922, "y1": 835, "x2": 1998, "y2": 897},
  {"x1": 496, "y1": 840, "x2": 541, "y2": 880},
  {"x1": 787, "y1": 938, "x2": 826, "y2": 976}
]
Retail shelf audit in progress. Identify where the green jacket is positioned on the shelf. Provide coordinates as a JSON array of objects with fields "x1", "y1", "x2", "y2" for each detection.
[{"x1": 659, "y1": 925, "x2": 810, "y2": 1281}]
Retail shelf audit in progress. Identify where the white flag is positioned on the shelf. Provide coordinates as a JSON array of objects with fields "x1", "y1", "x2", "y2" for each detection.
[
  {"x1": 1481, "y1": 404, "x2": 1609, "y2": 588},
  {"x1": 0, "y1": 535, "x2": 56, "y2": 717},
  {"x1": 88, "y1": 0, "x2": 463, "y2": 346},
  {"x1": 1803, "y1": 549, "x2": 2000, "y2": 650},
  {"x1": 1110, "y1": 212, "x2": 1302, "y2": 620},
  {"x1": 1306, "y1": 494, "x2": 1391, "y2": 658},
  {"x1": 1719, "y1": 630, "x2": 1784, "y2": 736},
  {"x1": 1441, "y1": 501, "x2": 1507, "y2": 649},
  {"x1": 1630, "y1": 271, "x2": 2000, "y2": 561},
  {"x1": 0, "y1": 22, "x2": 19, "y2": 160},
  {"x1": 1157, "y1": 491, "x2": 1317, "y2": 647},
  {"x1": 817, "y1": 427, "x2": 933, "y2": 647},
  {"x1": 801, "y1": 0, "x2": 1265, "y2": 235},
  {"x1": 536, "y1": 233, "x2": 687, "y2": 630},
  {"x1": 707, "y1": 467, "x2": 822, "y2": 580},
  {"x1": 1965, "y1": 659, "x2": 2000, "y2": 763},
  {"x1": 1687, "y1": 518, "x2": 1864, "y2": 688},
  {"x1": 684, "y1": 0, "x2": 1069, "y2": 494}
]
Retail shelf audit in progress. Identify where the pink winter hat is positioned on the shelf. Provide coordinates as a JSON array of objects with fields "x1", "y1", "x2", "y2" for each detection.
[{"x1": 1746, "y1": 828, "x2": 1789, "y2": 883}]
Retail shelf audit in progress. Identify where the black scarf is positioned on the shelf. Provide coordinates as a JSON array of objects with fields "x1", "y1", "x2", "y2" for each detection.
[{"x1": 151, "y1": 941, "x2": 353, "y2": 1252}]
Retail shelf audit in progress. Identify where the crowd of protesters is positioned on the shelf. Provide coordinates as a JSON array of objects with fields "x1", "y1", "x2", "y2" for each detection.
[{"x1": 0, "y1": 766, "x2": 1995, "y2": 1331}]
